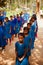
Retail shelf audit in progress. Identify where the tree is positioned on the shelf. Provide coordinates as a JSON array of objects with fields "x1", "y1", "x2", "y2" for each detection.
[
  {"x1": 0, "y1": 0, "x2": 6, "y2": 7},
  {"x1": 36, "y1": 0, "x2": 40, "y2": 13}
]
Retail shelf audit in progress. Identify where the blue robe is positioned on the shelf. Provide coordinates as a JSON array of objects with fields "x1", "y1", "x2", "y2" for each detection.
[
  {"x1": 0, "y1": 25, "x2": 7, "y2": 47},
  {"x1": 29, "y1": 22, "x2": 36, "y2": 49},
  {"x1": 0, "y1": 16, "x2": 4, "y2": 22},
  {"x1": 15, "y1": 41, "x2": 29, "y2": 65},
  {"x1": 23, "y1": 13, "x2": 30, "y2": 22},
  {"x1": 20, "y1": 16, "x2": 24, "y2": 25},
  {"x1": 15, "y1": 23, "x2": 20, "y2": 34},
  {"x1": 10, "y1": 20, "x2": 15, "y2": 35},
  {"x1": 4, "y1": 21, "x2": 11, "y2": 39},
  {"x1": 18, "y1": 17, "x2": 22, "y2": 27},
  {"x1": 24, "y1": 35, "x2": 31, "y2": 57},
  {"x1": 10, "y1": 18, "x2": 18, "y2": 35},
  {"x1": 3, "y1": 11, "x2": 6, "y2": 18}
]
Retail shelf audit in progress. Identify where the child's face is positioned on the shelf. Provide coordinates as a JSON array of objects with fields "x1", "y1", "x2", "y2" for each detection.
[
  {"x1": 23, "y1": 30, "x2": 28, "y2": 36},
  {"x1": 10, "y1": 17, "x2": 13, "y2": 20},
  {"x1": 30, "y1": 21, "x2": 33, "y2": 25},
  {"x1": 4, "y1": 18, "x2": 8, "y2": 22},
  {"x1": 32, "y1": 18, "x2": 35, "y2": 22},
  {"x1": 18, "y1": 35, "x2": 24, "y2": 43},
  {"x1": 27, "y1": 24, "x2": 30, "y2": 29}
]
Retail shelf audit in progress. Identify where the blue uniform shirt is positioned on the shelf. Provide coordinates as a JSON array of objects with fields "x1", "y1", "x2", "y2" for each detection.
[
  {"x1": 29, "y1": 22, "x2": 36, "y2": 49},
  {"x1": 0, "y1": 25, "x2": 7, "y2": 47},
  {"x1": 4, "y1": 20, "x2": 11, "y2": 39},
  {"x1": 24, "y1": 35, "x2": 31, "y2": 56},
  {"x1": 15, "y1": 41, "x2": 26, "y2": 58}
]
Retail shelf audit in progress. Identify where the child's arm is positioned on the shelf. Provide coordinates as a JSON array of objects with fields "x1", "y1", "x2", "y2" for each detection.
[
  {"x1": 15, "y1": 47, "x2": 18, "y2": 58},
  {"x1": 18, "y1": 48, "x2": 28, "y2": 61}
]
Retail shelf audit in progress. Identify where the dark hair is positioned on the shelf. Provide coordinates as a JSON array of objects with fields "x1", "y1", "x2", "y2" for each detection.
[
  {"x1": 32, "y1": 14, "x2": 36, "y2": 17},
  {"x1": 20, "y1": 13, "x2": 22, "y2": 16},
  {"x1": 10, "y1": 16, "x2": 12, "y2": 18},
  {"x1": 23, "y1": 27, "x2": 28, "y2": 31},
  {"x1": 5, "y1": 17, "x2": 8, "y2": 20},
  {"x1": 32, "y1": 14, "x2": 37, "y2": 20},
  {"x1": 18, "y1": 33, "x2": 24, "y2": 38},
  {"x1": 27, "y1": 23, "x2": 31, "y2": 26}
]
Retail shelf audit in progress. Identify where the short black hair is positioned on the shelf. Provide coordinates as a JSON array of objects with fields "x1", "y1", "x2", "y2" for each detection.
[
  {"x1": 32, "y1": 14, "x2": 36, "y2": 18},
  {"x1": 27, "y1": 23, "x2": 31, "y2": 26},
  {"x1": 32, "y1": 14, "x2": 37, "y2": 20},
  {"x1": 5, "y1": 17, "x2": 8, "y2": 20},
  {"x1": 10, "y1": 16, "x2": 12, "y2": 17},
  {"x1": 23, "y1": 27, "x2": 28, "y2": 31},
  {"x1": 18, "y1": 33, "x2": 24, "y2": 38}
]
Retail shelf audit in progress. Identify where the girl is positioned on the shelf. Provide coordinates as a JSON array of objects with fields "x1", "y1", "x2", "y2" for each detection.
[
  {"x1": 4, "y1": 17, "x2": 11, "y2": 45},
  {"x1": 15, "y1": 33, "x2": 29, "y2": 65},
  {"x1": 0, "y1": 20, "x2": 7, "y2": 50}
]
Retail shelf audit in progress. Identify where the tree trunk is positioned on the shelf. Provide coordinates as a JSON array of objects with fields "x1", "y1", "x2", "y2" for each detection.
[{"x1": 36, "y1": 0, "x2": 40, "y2": 13}]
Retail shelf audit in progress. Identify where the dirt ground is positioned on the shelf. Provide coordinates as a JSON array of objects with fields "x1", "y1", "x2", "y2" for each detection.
[{"x1": 0, "y1": 28, "x2": 43, "y2": 65}]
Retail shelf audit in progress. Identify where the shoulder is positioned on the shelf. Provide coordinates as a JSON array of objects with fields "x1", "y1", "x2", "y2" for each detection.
[
  {"x1": 31, "y1": 24, "x2": 35, "y2": 30},
  {"x1": 15, "y1": 41, "x2": 19, "y2": 47}
]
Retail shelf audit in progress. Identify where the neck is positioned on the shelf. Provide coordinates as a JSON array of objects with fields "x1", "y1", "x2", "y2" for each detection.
[
  {"x1": 19, "y1": 41, "x2": 23, "y2": 44},
  {"x1": 25, "y1": 34, "x2": 28, "y2": 37}
]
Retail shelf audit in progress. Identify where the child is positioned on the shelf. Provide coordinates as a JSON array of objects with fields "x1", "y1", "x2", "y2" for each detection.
[
  {"x1": 10, "y1": 16, "x2": 13, "y2": 21},
  {"x1": 9, "y1": 16, "x2": 15, "y2": 40},
  {"x1": 14, "y1": 15, "x2": 20, "y2": 37},
  {"x1": 15, "y1": 23, "x2": 20, "y2": 37},
  {"x1": 23, "y1": 27, "x2": 31, "y2": 65},
  {"x1": 11, "y1": 17, "x2": 18, "y2": 39},
  {"x1": 15, "y1": 33, "x2": 29, "y2": 65},
  {"x1": 27, "y1": 22, "x2": 32, "y2": 49},
  {"x1": 20, "y1": 13, "x2": 24, "y2": 26},
  {"x1": 27, "y1": 23, "x2": 31, "y2": 32},
  {"x1": 4, "y1": 17, "x2": 11, "y2": 45},
  {"x1": 0, "y1": 20, "x2": 7, "y2": 50},
  {"x1": 32, "y1": 14, "x2": 38, "y2": 38},
  {"x1": 29, "y1": 17, "x2": 36, "y2": 49},
  {"x1": 23, "y1": 27, "x2": 31, "y2": 48}
]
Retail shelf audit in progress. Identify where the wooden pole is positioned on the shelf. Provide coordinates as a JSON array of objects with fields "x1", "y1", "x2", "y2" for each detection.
[{"x1": 36, "y1": 0, "x2": 40, "y2": 14}]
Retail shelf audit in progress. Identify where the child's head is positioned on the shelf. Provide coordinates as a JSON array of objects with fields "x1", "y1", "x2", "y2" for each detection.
[
  {"x1": 31, "y1": 16, "x2": 35, "y2": 22},
  {"x1": 12, "y1": 15, "x2": 16, "y2": 19},
  {"x1": 17, "y1": 14, "x2": 19, "y2": 18},
  {"x1": 4, "y1": 17, "x2": 8, "y2": 22},
  {"x1": 23, "y1": 27, "x2": 28, "y2": 36},
  {"x1": 0, "y1": 20, "x2": 2, "y2": 25},
  {"x1": 10, "y1": 16, "x2": 13, "y2": 20},
  {"x1": 32, "y1": 14, "x2": 37, "y2": 20},
  {"x1": 20, "y1": 12, "x2": 23, "y2": 16},
  {"x1": 18, "y1": 33, "x2": 24, "y2": 43},
  {"x1": 27, "y1": 23, "x2": 31, "y2": 30},
  {"x1": 29, "y1": 19, "x2": 33, "y2": 25}
]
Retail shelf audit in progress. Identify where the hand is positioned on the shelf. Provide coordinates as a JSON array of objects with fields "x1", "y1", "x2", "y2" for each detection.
[{"x1": 18, "y1": 56, "x2": 24, "y2": 61}]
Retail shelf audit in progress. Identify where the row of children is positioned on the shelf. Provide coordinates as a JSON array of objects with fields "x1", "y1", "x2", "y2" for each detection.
[
  {"x1": 0, "y1": 12, "x2": 26, "y2": 50},
  {"x1": 15, "y1": 14, "x2": 38, "y2": 65}
]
